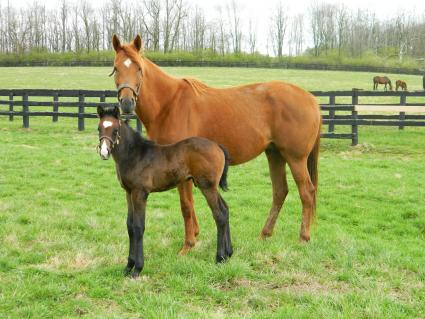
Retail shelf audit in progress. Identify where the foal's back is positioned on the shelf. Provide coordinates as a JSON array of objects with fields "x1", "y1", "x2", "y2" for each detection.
[{"x1": 129, "y1": 135, "x2": 226, "y2": 193}]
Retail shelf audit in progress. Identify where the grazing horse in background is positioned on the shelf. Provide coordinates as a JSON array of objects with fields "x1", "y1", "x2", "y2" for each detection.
[
  {"x1": 110, "y1": 34, "x2": 321, "y2": 254},
  {"x1": 395, "y1": 80, "x2": 407, "y2": 91},
  {"x1": 373, "y1": 76, "x2": 393, "y2": 91},
  {"x1": 97, "y1": 105, "x2": 232, "y2": 278}
]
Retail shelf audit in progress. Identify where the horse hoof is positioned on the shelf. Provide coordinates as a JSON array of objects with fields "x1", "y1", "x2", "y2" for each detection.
[
  {"x1": 123, "y1": 266, "x2": 133, "y2": 276},
  {"x1": 259, "y1": 230, "x2": 273, "y2": 239},
  {"x1": 216, "y1": 253, "x2": 231, "y2": 263},
  {"x1": 131, "y1": 269, "x2": 142, "y2": 279},
  {"x1": 299, "y1": 234, "x2": 310, "y2": 243},
  {"x1": 178, "y1": 242, "x2": 195, "y2": 256}
]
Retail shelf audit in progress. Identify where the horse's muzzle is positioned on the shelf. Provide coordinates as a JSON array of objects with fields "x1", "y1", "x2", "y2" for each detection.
[
  {"x1": 120, "y1": 97, "x2": 135, "y2": 115},
  {"x1": 99, "y1": 140, "x2": 111, "y2": 160}
]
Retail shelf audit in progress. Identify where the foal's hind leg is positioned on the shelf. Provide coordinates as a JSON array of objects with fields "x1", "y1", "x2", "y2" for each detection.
[
  {"x1": 287, "y1": 156, "x2": 316, "y2": 242},
  {"x1": 177, "y1": 181, "x2": 200, "y2": 256},
  {"x1": 260, "y1": 147, "x2": 289, "y2": 238},
  {"x1": 201, "y1": 188, "x2": 232, "y2": 262}
]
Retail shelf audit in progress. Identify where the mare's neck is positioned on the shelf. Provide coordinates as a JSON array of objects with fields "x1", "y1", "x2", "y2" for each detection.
[{"x1": 137, "y1": 58, "x2": 181, "y2": 130}]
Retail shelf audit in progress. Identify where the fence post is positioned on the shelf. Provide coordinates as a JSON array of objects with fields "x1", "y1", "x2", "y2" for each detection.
[
  {"x1": 99, "y1": 93, "x2": 106, "y2": 116},
  {"x1": 53, "y1": 92, "x2": 59, "y2": 122},
  {"x1": 351, "y1": 89, "x2": 359, "y2": 146},
  {"x1": 22, "y1": 92, "x2": 29, "y2": 128},
  {"x1": 9, "y1": 92, "x2": 13, "y2": 121},
  {"x1": 328, "y1": 94, "x2": 335, "y2": 133},
  {"x1": 399, "y1": 93, "x2": 406, "y2": 130},
  {"x1": 78, "y1": 92, "x2": 85, "y2": 131}
]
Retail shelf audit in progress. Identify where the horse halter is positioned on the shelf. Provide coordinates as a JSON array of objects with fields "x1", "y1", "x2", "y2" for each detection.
[
  {"x1": 110, "y1": 65, "x2": 143, "y2": 100},
  {"x1": 97, "y1": 122, "x2": 121, "y2": 153},
  {"x1": 117, "y1": 83, "x2": 140, "y2": 100}
]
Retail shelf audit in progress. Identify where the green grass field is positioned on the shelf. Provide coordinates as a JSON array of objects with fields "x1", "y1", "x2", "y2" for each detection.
[{"x1": 0, "y1": 66, "x2": 424, "y2": 318}]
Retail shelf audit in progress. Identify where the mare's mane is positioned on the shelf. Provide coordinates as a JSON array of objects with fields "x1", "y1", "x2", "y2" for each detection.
[
  {"x1": 183, "y1": 78, "x2": 209, "y2": 96},
  {"x1": 120, "y1": 45, "x2": 209, "y2": 96}
]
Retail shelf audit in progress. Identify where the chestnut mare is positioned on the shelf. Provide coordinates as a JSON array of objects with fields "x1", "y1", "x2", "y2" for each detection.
[
  {"x1": 111, "y1": 35, "x2": 321, "y2": 254},
  {"x1": 373, "y1": 76, "x2": 393, "y2": 91},
  {"x1": 395, "y1": 80, "x2": 407, "y2": 91}
]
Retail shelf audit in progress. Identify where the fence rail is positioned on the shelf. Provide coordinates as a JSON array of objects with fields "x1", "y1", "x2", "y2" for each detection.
[{"x1": 1, "y1": 89, "x2": 425, "y2": 145}]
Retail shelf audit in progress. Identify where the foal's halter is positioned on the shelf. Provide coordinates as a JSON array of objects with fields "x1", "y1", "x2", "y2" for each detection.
[{"x1": 97, "y1": 121, "x2": 121, "y2": 153}]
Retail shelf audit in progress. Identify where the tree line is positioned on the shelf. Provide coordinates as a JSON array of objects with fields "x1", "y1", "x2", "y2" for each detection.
[{"x1": 0, "y1": 0, "x2": 424, "y2": 60}]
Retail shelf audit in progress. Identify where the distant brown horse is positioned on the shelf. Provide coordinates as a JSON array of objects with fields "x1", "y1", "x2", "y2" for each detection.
[
  {"x1": 110, "y1": 35, "x2": 321, "y2": 254},
  {"x1": 373, "y1": 76, "x2": 393, "y2": 91},
  {"x1": 395, "y1": 80, "x2": 407, "y2": 91}
]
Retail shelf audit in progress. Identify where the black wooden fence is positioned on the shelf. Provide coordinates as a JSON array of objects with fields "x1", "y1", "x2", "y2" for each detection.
[{"x1": 1, "y1": 88, "x2": 425, "y2": 146}]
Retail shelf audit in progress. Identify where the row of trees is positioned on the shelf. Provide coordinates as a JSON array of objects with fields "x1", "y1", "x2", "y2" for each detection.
[{"x1": 0, "y1": 0, "x2": 424, "y2": 59}]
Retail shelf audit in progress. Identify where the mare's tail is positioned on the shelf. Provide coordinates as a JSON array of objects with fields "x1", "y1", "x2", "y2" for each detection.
[
  {"x1": 218, "y1": 145, "x2": 230, "y2": 191},
  {"x1": 307, "y1": 131, "x2": 320, "y2": 222}
]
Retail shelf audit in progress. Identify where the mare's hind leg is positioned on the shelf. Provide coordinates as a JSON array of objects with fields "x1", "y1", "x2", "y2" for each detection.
[
  {"x1": 260, "y1": 147, "x2": 289, "y2": 238},
  {"x1": 177, "y1": 181, "x2": 200, "y2": 256},
  {"x1": 287, "y1": 156, "x2": 316, "y2": 242},
  {"x1": 201, "y1": 187, "x2": 232, "y2": 262}
]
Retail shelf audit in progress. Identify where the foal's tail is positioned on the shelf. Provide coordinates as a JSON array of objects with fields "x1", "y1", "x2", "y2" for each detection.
[
  {"x1": 218, "y1": 145, "x2": 230, "y2": 191},
  {"x1": 307, "y1": 131, "x2": 320, "y2": 222}
]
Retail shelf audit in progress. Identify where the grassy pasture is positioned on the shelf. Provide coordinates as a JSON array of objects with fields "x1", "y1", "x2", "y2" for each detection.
[{"x1": 0, "y1": 67, "x2": 424, "y2": 318}]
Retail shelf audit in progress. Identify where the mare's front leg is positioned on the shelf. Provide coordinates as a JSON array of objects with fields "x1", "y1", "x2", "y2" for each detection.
[
  {"x1": 130, "y1": 189, "x2": 148, "y2": 278},
  {"x1": 177, "y1": 181, "x2": 200, "y2": 255},
  {"x1": 124, "y1": 192, "x2": 135, "y2": 276}
]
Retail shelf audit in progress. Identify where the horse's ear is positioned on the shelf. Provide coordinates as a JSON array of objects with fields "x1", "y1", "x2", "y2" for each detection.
[
  {"x1": 133, "y1": 34, "x2": 144, "y2": 53},
  {"x1": 112, "y1": 34, "x2": 121, "y2": 52},
  {"x1": 113, "y1": 105, "x2": 120, "y2": 118},
  {"x1": 97, "y1": 105, "x2": 104, "y2": 117}
]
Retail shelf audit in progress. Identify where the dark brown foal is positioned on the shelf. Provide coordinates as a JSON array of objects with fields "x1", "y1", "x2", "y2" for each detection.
[{"x1": 97, "y1": 105, "x2": 232, "y2": 278}]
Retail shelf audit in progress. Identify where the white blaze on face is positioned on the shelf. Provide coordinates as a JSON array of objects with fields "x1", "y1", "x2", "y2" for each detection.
[
  {"x1": 100, "y1": 140, "x2": 109, "y2": 158},
  {"x1": 123, "y1": 58, "x2": 132, "y2": 68},
  {"x1": 103, "y1": 121, "x2": 113, "y2": 128}
]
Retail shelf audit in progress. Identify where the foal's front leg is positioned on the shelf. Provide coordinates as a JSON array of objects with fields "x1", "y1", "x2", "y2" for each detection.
[
  {"x1": 130, "y1": 189, "x2": 148, "y2": 278},
  {"x1": 124, "y1": 192, "x2": 135, "y2": 276}
]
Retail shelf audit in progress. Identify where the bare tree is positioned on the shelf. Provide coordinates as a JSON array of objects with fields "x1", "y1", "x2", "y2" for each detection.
[
  {"x1": 142, "y1": 0, "x2": 161, "y2": 51},
  {"x1": 336, "y1": 4, "x2": 348, "y2": 57},
  {"x1": 288, "y1": 14, "x2": 304, "y2": 56},
  {"x1": 59, "y1": 0, "x2": 68, "y2": 52},
  {"x1": 226, "y1": 0, "x2": 242, "y2": 54},
  {"x1": 270, "y1": 1, "x2": 288, "y2": 57},
  {"x1": 247, "y1": 18, "x2": 257, "y2": 54}
]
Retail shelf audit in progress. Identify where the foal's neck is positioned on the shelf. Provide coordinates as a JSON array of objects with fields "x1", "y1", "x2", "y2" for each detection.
[{"x1": 111, "y1": 121, "x2": 154, "y2": 165}]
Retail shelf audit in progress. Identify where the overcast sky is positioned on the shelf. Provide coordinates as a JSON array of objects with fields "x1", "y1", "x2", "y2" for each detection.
[{"x1": 11, "y1": 0, "x2": 425, "y2": 54}]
